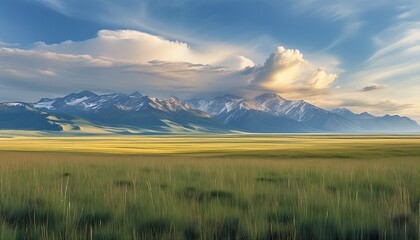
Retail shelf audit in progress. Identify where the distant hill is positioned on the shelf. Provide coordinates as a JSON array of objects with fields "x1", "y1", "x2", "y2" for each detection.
[{"x1": 331, "y1": 108, "x2": 419, "y2": 132}]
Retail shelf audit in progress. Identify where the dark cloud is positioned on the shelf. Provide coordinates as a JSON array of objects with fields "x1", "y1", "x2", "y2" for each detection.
[{"x1": 361, "y1": 84, "x2": 386, "y2": 92}]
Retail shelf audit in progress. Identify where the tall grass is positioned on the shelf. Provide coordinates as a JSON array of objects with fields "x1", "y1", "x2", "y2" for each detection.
[{"x1": 0, "y1": 136, "x2": 419, "y2": 239}]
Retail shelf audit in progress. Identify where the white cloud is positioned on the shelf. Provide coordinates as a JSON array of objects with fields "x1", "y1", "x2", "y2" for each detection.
[
  {"x1": 0, "y1": 31, "x2": 338, "y2": 108},
  {"x1": 306, "y1": 68, "x2": 337, "y2": 89},
  {"x1": 250, "y1": 46, "x2": 337, "y2": 92},
  {"x1": 34, "y1": 29, "x2": 254, "y2": 71},
  {"x1": 0, "y1": 46, "x2": 252, "y2": 101},
  {"x1": 251, "y1": 47, "x2": 305, "y2": 89}
]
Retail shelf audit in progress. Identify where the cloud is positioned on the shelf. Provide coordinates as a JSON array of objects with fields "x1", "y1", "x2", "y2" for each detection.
[
  {"x1": 22, "y1": 1, "x2": 420, "y2": 121},
  {"x1": 250, "y1": 47, "x2": 337, "y2": 93},
  {"x1": 361, "y1": 19, "x2": 420, "y2": 83},
  {"x1": 349, "y1": 21, "x2": 420, "y2": 102},
  {"x1": 0, "y1": 41, "x2": 19, "y2": 47},
  {"x1": 0, "y1": 47, "x2": 115, "y2": 99},
  {"x1": 0, "y1": 30, "x2": 254, "y2": 101},
  {"x1": 339, "y1": 98, "x2": 413, "y2": 114},
  {"x1": 34, "y1": 29, "x2": 254, "y2": 71},
  {"x1": 0, "y1": 34, "x2": 339, "y2": 103},
  {"x1": 292, "y1": 1, "x2": 380, "y2": 48},
  {"x1": 340, "y1": 15, "x2": 420, "y2": 120},
  {"x1": 306, "y1": 68, "x2": 337, "y2": 89},
  {"x1": 36, "y1": 69, "x2": 57, "y2": 77},
  {"x1": 360, "y1": 84, "x2": 386, "y2": 92},
  {"x1": 36, "y1": 0, "x2": 68, "y2": 14}
]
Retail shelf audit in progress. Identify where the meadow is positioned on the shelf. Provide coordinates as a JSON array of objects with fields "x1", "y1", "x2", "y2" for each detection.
[{"x1": 0, "y1": 135, "x2": 419, "y2": 239}]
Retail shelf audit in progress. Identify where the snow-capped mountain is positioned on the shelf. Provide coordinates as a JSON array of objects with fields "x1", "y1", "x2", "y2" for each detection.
[
  {"x1": 32, "y1": 91, "x2": 222, "y2": 134},
  {"x1": 0, "y1": 102, "x2": 62, "y2": 131},
  {"x1": 0, "y1": 91, "x2": 418, "y2": 134},
  {"x1": 34, "y1": 90, "x2": 208, "y2": 117},
  {"x1": 186, "y1": 95, "x2": 244, "y2": 116},
  {"x1": 186, "y1": 93, "x2": 359, "y2": 132}
]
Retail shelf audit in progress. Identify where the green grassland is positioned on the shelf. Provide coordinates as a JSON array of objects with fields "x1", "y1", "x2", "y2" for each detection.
[{"x1": 0, "y1": 135, "x2": 419, "y2": 239}]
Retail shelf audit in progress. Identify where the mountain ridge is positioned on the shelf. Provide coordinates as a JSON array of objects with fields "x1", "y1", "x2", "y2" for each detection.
[{"x1": 0, "y1": 91, "x2": 418, "y2": 134}]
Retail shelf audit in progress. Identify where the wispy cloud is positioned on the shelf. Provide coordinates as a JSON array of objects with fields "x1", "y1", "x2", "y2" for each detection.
[
  {"x1": 339, "y1": 98, "x2": 413, "y2": 114},
  {"x1": 0, "y1": 41, "x2": 19, "y2": 47},
  {"x1": 293, "y1": 0, "x2": 401, "y2": 49},
  {"x1": 30, "y1": 0, "x2": 198, "y2": 44},
  {"x1": 354, "y1": 21, "x2": 420, "y2": 90},
  {"x1": 36, "y1": 0, "x2": 68, "y2": 14}
]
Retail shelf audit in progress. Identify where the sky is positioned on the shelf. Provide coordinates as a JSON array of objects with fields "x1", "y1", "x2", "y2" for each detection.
[{"x1": 0, "y1": 0, "x2": 420, "y2": 120}]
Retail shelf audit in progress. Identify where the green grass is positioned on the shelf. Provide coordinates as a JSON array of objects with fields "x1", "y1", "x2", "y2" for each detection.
[{"x1": 0, "y1": 135, "x2": 419, "y2": 239}]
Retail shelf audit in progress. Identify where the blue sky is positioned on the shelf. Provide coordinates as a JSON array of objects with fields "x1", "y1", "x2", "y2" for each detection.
[{"x1": 1, "y1": 0, "x2": 420, "y2": 120}]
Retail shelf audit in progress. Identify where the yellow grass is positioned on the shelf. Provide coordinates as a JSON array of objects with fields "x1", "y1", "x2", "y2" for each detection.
[{"x1": 1, "y1": 134, "x2": 420, "y2": 154}]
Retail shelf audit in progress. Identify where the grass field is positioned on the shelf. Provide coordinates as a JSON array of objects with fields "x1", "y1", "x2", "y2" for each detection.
[{"x1": 0, "y1": 135, "x2": 419, "y2": 239}]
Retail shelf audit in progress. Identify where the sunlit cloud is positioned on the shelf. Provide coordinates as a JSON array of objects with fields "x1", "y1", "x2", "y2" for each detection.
[
  {"x1": 0, "y1": 32, "x2": 256, "y2": 101},
  {"x1": 250, "y1": 47, "x2": 338, "y2": 94},
  {"x1": 34, "y1": 30, "x2": 254, "y2": 71},
  {"x1": 0, "y1": 31, "x2": 340, "y2": 103},
  {"x1": 2, "y1": 0, "x2": 420, "y2": 120}
]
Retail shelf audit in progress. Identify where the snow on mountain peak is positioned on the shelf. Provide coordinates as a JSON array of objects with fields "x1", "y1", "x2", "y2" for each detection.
[
  {"x1": 66, "y1": 96, "x2": 90, "y2": 106},
  {"x1": 2, "y1": 102, "x2": 25, "y2": 107},
  {"x1": 3, "y1": 90, "x2": 418, "y2": 133}
]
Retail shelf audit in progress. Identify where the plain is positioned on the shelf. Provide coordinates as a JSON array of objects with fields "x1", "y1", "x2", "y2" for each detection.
[{"x1": 0, "y1": 135, "x2": 419, "y2": 239}]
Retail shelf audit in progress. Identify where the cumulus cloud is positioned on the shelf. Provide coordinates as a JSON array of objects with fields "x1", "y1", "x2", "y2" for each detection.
[
  {"x1": 306, "y1": 68, "x2": 337, "y2": 89},
  {"x1": 251, "y1": 47, "x2": 305, "y2": 89},
  {"x1": 250, "y1": 47, "x2": 337, "y2": 93}
]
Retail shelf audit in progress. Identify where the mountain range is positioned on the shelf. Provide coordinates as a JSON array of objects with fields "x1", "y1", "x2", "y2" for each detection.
[{"x1": 0, "y1": 91, "x2": 418, "y2": 134}]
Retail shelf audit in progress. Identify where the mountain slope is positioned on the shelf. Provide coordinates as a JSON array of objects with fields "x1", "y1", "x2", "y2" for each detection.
[
  {"x1": 186, "y1": 93, "x2": 359, "y2": 132},
  {"x1": 332, "y1": 108, "x2": 420, "y2": 132},
  {"x1": 1, "y1": 91, "x2": 418, "y2": 134},
  {"x1": 0, "y1": 103, "x2": 63, "y2": 131},
  {"x1": 33, "y1": 91, "x2": 227, "y2": 133}
]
